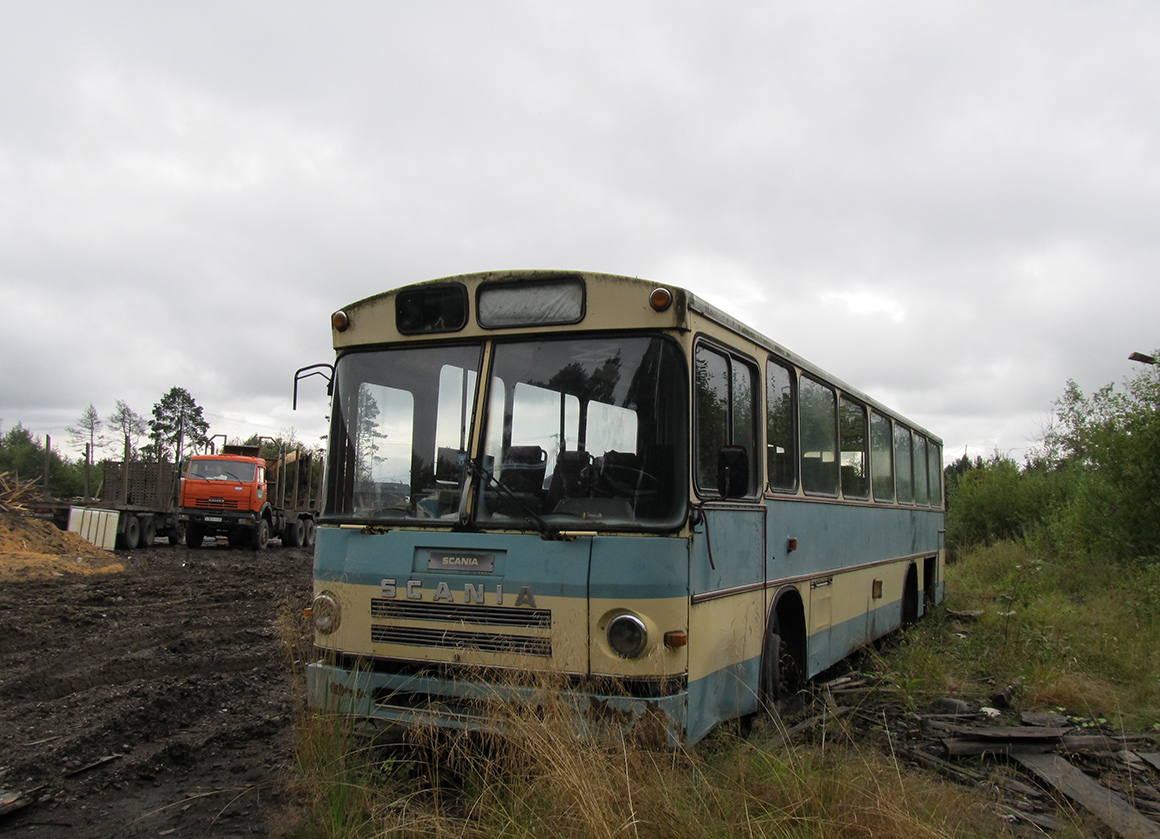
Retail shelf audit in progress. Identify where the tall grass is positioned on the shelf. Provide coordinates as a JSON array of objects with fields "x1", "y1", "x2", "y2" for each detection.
[
  {"x1": 283, "y1": 668, "x2": 1019, "y2": 838},
  {"x1": 877, "y1": 542, "x2": 1160, "y2": 730}
]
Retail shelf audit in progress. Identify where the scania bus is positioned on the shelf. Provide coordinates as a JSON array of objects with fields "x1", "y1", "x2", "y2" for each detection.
[{"x1": 305, "y1": 270, "x2": 944, "y2": 746}]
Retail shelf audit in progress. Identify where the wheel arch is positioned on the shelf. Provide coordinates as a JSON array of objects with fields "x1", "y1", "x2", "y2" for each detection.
[{"x1": 768, "y1": 585, "x2": 806, "y2": 680}]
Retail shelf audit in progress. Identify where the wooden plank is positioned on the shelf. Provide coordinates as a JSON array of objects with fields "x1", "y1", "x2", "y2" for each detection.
[
  {"x1": 945, "y1": 724, "x2": 1067, "y2": 740},
  {"x1": 1014, "y1": 752, "x2": 1160, "y2": 839},
  {"x1": 942, "y1": 738, "x2": 1053, "y2": 758}
]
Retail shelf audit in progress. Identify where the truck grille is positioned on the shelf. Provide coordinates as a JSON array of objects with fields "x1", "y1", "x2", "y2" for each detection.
[
  {"x1": 369, "y1": 598, "x2": 552, "y2": 658},
  {"x1": 194, "y1": 498, "x2": 241, "y2": 510}
]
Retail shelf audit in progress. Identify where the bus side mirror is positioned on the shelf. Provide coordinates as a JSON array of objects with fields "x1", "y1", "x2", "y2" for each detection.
[{"x1": 717, "y1": 446, "x2": 749, "y2": 498}]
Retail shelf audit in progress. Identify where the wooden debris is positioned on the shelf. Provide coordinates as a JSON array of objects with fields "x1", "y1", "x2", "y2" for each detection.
[
  {"x1": 1141, "y1": 754, "x2": 1160, "y2": 775},
  {"x1": 1014, "y1": 752, "x2": 1160, "y2": 839},
  {"x1": 1022, "y1": 710, "x2": 1069, "y2": 728},
  {"x1": 771, "y1": 705, "x2": 854, "y2": 747}
]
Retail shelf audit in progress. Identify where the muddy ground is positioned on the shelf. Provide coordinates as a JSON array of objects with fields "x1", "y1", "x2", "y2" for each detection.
[{"x1": 0, "y1": 541, "x2": 313, "y2": 838}]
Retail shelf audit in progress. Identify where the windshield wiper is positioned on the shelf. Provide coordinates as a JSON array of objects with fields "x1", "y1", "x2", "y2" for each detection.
[{"x1": 466, "y1": 459, "x2": 564, "y2": 541}]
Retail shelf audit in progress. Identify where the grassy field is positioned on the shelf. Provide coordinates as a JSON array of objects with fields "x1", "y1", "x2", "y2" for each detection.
[{"x1": 282, "y1": 542, "x2": 1159, "y2": 838}]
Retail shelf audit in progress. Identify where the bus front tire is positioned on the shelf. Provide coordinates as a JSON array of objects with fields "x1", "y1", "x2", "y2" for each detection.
[{"x1": 760, "y1": 628, "x2": 801, "y2": 715}]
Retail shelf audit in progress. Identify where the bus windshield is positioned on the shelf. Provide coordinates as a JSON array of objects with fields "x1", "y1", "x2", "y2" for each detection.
[{"x1": 325, "y1": 334, "x2": 687, "y2": 528}]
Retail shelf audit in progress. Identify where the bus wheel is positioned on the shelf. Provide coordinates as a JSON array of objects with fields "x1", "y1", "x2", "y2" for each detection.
[
  {"x1": 119, "y1": 515, "x2": 141, "y2": 550},
  {"x1": 251, "y1": 519, "x2": 270, "y2": 551},
  {"x1": 185, "y1": 524, "x2": 204, "y2": 548},
  {"x1": 303, "y1": 519, "x2": 316, "y2": 548},
  {"x1": 761, "y1": 627, "x2": 801, "y2": 714},
  {"x1": 168, "y1": 522, "x2": 186, "y2": 546},
  {"x1": 139, "y1": 516, "x2": 156, "y2": 548},
  {"x1": 902, "y1": 566, "x2": 920, "y2": 628}
]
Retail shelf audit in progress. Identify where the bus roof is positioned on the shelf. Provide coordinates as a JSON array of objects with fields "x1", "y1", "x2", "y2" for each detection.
[{"x1": 332, "y1": 270, "x2": 941, "y2": 443}]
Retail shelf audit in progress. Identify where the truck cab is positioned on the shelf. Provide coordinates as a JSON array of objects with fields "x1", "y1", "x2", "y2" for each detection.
[{"x1": 179, "y1": 446, "x2": 272, "y2": 549}]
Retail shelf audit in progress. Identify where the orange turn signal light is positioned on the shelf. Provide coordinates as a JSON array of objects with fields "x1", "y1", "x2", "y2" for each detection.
[
  {"x1": 649, "y1": 287, "x2": 673, "y2": 312},
  {"x1": 332, "y1": 310, "x2": 350, "y2": 332},
  {"x1": 664, "y1": 630, "x2": 688, "y2": 648}
]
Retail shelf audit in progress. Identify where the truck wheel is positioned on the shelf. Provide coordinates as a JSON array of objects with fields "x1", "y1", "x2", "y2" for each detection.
[
  {"x1": 186, "y1": 524, "x2": 204, "y2": 548},
  {"x1": 303, "y1": 519, "x2": 316, "y2": 548},
  {"x1": 139, "y1": 516, "x2": 156, "y2": 548},
  {"x1": 119, "y1": 515, "x2": 141, "y2": 550},
  {"x1": 283, "y1": 518, "x2": 304, "y2": 547},
  {"x1": 251, "y1": 519, "x2": 270, "y2": 551},
  {"x1": 168, "y1": 522, "x2": 186, "y2": 546}
]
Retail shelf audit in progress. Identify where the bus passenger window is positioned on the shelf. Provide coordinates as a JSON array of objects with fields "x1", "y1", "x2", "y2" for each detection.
[
  {"x1": 839, "y1": 397, "x2": 868, "y2": 498},
  {"x1": 895, "y1": 425, "x2": 914, "y2": 504},
  {"x1": 914, "y1": 435, "x2": 929, "y2": 506},
  {"x1": 695, "y1": 344, "x2": 757, "y2": 496},
  {"x1": 766, "y1": 359, "x2": 797, "y2": 491},
  {"x1": 800, "y1": 376, "x2": 838, "y2": 495},
  {"x1": 871, "y1": 411, "x2": 894, "y2": 502},
  {"x1": 927, "y1": 439, "x2": 943, "y2": 506}
]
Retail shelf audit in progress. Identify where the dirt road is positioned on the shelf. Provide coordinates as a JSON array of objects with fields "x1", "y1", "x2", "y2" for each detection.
[{"x1": 0, "y1": 542, "x2": 314, "y2": 838}]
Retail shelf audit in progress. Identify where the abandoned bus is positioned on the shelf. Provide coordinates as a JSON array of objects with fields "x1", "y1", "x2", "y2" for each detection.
[{"x1": 306, "y1": 270, "x2": 944, "y2": 745}]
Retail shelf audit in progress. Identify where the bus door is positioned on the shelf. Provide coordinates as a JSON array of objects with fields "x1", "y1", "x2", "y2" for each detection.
[{"x1": 689, "y1": 503, "x2": 767, "y2": 724}]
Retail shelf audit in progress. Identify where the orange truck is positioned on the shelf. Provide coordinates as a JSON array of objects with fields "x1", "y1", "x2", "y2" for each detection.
[{"x1": 178, "y1": 443, "x2": 319, "y2": 550}]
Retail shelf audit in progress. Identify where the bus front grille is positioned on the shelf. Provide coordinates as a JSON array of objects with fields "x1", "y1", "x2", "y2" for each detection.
[
  {"x1": 370, "y1": 625, "x2": 552, "y2": 658},
  {"x1": 370, "y1": 599, "x2": 551, "y2": 628}
]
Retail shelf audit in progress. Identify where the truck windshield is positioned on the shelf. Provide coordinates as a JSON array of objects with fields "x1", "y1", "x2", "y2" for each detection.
[
  {"x1": 324, "y1": 335, "x2": 688, "y2": 529},
  {"x1": 188, "y1": 460, "x2": 257, "y2": 483}
]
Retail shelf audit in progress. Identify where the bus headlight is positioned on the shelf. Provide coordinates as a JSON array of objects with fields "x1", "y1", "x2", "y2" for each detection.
[
  {"x1": 312, "y1": 591, "x2": 342, "y2": 635},
  {"x1": 607, "y1": 613, "x2": 648, "y2": 658}
]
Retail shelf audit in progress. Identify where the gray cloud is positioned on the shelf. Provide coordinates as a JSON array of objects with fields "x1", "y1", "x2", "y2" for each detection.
[{"x1": 2, "y1": 1, "x2": 1158, "y2": 464}]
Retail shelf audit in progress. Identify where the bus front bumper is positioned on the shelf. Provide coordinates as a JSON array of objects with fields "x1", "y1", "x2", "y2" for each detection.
[{"x1": 306, "y1": 660, "x2": 689, "y2": 747}]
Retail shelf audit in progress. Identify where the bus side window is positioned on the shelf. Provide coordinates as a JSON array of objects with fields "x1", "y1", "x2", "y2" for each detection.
[
  {"x1": 839, "y1": 396, "x2": 868, "y2": 498},
  {"x1": 914, "y1": 434, "x2": 929, "y2": 506},
  {"x1": 766, "y1": 358, "x2": 797, "y2": 492},
  {"x1": 927, "y1": 439, "x2": 943, "y2": 506},
  {"x1": 800, "y1": 375, "x2": 838, "y2": 495},
  {"x1": 895, "y1": 424, "x2": 914, "y2": 504},
  {"x1": 871, "y1": 411, "x2": 895, "y2": 502},
  {"x1": 694, "y1": 342, "x2": 758, "y2": 496}
]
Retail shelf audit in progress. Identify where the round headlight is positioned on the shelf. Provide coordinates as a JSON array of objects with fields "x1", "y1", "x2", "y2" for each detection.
[
  {"x1": 607, "y1": 613, "x2": 648, "y2": 658},
  {"x1": 312, "y1": 591, "x2": 342, "y2": 635}
]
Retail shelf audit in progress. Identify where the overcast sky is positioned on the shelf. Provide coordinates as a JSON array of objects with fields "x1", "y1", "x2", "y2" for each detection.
[{"x1": 2, "y1": 1, "x2": 1158, "y2": 466}]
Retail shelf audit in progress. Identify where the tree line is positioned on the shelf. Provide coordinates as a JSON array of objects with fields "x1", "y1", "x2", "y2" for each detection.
[
  {"x1": 0, "y1": 386, "x2": 302, "y2": 500},
  {"x1": 946, "y1": 355, "x2": 1160, "y2": 566}
]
